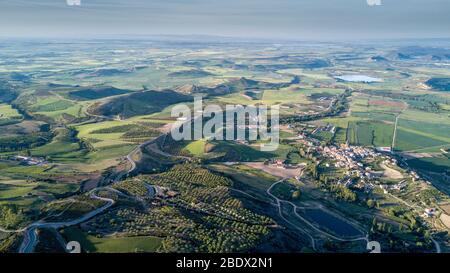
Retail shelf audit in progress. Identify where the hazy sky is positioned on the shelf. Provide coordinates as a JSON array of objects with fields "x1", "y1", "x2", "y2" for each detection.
[{"x1": 0, "y1": 0, "x2": 449, "y2": 40}]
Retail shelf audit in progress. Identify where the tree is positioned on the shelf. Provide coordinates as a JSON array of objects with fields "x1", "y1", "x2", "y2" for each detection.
[
  {"x1": 0, "y1": 204, "x2": 23, "y2": 228},
  {"x1": 292, "y1": 190, "x2": 301, "y2": 200}
]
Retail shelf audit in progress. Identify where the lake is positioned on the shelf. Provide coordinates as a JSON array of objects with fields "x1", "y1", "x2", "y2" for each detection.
[{"x1": 335, "y1": 75, "x2": 382, "y2": 83}]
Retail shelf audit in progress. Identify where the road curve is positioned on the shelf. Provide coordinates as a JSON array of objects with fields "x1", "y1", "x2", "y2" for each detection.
[
  {"x1": 266, "y1": 180, "x2": 369, "y2": 251},
  {"x1": 14, "y1": 122, "x2": 174, "y2": 252},
  {"x1": 266, "y1": 180, "x2": 316, "y2": 251},
  {"x1": 18, "y1": 188, "x2": 115, "y2": 253},
  {"x1": 431, "y1": 237, "x2": 442, "y2": 253}
]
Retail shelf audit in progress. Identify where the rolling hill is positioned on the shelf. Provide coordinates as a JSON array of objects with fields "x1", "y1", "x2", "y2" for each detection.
[{"x1": 90, "y1": 89, "x2": 192, "y2": 119}]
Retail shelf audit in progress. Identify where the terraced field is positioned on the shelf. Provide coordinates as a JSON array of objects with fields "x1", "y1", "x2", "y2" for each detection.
[
  {"x1": 0, "y1": 104, "x2": 22, "y2": 126},
  {"x1": 1, "y1": 38, "x2": 450, "y2": 254}
]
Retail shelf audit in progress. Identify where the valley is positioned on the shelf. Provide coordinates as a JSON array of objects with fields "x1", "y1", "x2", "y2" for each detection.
[{"x1": 0, "y1": 38, "x2": 449, "y2": 253}]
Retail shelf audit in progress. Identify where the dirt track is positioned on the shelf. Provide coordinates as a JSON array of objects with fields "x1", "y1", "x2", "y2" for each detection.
[{"x1": 244, "y1": 162, "x2": 304, "y2": 179}]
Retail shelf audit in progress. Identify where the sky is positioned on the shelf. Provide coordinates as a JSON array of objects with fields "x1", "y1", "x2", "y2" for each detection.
[{"x1": 0, "y1": 0, "x2": 449, "y2": 40}]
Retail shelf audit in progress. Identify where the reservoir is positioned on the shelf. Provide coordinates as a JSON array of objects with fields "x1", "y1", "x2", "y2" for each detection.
[
  {"x1": 299, "y1": 208, "x2": 363, "y2": 237},
  {"x1": 335, "y1": 75, "x2": 382, "y2": 83}
]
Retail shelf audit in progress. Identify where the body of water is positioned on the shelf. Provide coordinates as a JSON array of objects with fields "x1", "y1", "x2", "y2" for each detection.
[
  {"x1": 335, "y1": 75, "x2": 382, "y2": 83},
  {"x1": 300, "y1": 208, "x2": 362, "y2": 237}
]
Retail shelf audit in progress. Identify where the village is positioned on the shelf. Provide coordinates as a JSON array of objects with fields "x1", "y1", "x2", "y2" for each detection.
[
  {"x1": 257, "y1": 118, "x2": 444, "y2": 224},
  {"x1": 11, "y1": 155, "x2": 48, "y2": 166}
]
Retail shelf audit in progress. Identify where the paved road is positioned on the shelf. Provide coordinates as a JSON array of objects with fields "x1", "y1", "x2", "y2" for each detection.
[
  {"x1": 125, "y1": 136, "x2": 163, "y2": 174},
  {"x1": 8, "y1": 117, "x2": 181, "y2": 252},
  {"x1": 269, "y1": 179, "x2": 443, "y2": 253},
  {"x1": 124, "y1": 128, "x2": 190, "y2": 177},
  {"x1": 266, "y1": 180, "x2": 369, "y2": 251},
  {"x1": 0, "y1": 226, "x2": 27, "y2": 233},
  {"x1": 431, "y1": 237, "x2": 442, "y2": 253},
  {"x1": 18, "y1": 188, "x2": 115, "y2": 253},
  {"x1": 13, "y1": 126, "x2": 176, "y2": 252}
]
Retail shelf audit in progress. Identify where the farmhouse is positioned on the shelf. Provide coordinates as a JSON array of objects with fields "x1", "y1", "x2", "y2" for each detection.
[
  {"x1": 423, "y1": 208, "x2": 437, "y2": 218},
  {"x1": 12, "y1": 155, "x2": 47, "y2": 166}
]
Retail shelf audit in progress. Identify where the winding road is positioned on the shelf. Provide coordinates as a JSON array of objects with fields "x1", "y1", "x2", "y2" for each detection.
[
  {"x1": 266, "y1": 180, "x2": 317, "y2": 250},
  {"x1": 431, "y1": 237, "x2": 442, "y2": 253},
  {"x1": 10, "y1": 121, "x2": 180, "y2": 252},
  {"x1": 3, "y1": 116, "x2": 180, "y2": 252},
  {"x1": 1, "y1": 105, "x2": 444, "y2": 253},
  {"x1": 383, "y1": 186, "x2": 442, "y2": 253},
  {"x1": 266, "y1": 180, "x2": 369, "y2": 251},
  {"x1": 18, "y1": 188, "x2": 116, "y2": 253}
]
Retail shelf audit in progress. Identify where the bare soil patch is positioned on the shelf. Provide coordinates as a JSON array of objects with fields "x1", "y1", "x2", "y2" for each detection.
[
  {"x1": 369, "y1": 99, "x2": 406, "y2": 108},
  {"x1": 439, "y1": 213, "x2": 450, "y2": 230},
  {"x1": 380, "y1": 163, "x2": 404, "y2": 180},
  {"x1": 244, "y1": 162, "x2": 303, "y2": 179},
  {"x1": 440, "y1": 204, "x2": 450, "y2": 214}
]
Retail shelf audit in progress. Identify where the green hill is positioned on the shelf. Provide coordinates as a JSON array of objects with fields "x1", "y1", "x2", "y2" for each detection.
[
  {"x1": 92, "y1": 90, "x2": 191, "y2": 119},
  {"x1": 426, "y1": 78, "x2": 450, "y2": 92},
  {"x1": 68, "y1": 86, "x2": 131, "y2": 100}
]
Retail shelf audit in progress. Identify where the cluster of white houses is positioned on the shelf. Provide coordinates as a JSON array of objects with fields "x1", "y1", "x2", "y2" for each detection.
[{"x1": 12, "y1": 155, "x2": 47, "y2": 166}]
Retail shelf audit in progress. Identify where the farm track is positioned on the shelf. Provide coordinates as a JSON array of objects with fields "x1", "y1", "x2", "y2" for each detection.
[
  {"x1": 8, "y1": 113, "x2": 194, "y2": 252},
  {"x1": 391, "y1": 104, "x2": 408, "y2": 151},
  {"x1": 266, "y1": 179, "x2": 369, "y2": 252},
  {"x1": 266, "y1": 180, "x2": 316, "y2": 250},
  {"x1": 383, "y1": 187, "x2": 442, "y2": 253},
  {"x1": 2, "y1": 91, "x2": 445, "y2": 253},
  {"x1": 0, "y1": 110, "x2": 158, "y2": 251},
  {"x1": 391, "y1": 115, "x2": 399, "y2": 150}
]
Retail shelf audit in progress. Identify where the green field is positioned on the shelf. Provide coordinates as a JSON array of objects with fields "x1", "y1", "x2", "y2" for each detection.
[
  {"x1": 67, "y1": 86, "x2": 130, "y2": 100},
  {"x1": 36, "y1": 104, "x2": 85, "y2": 120},
  {"x1": 321, "y1": 91, "x2": 450, "y2": 153},
  {"x1": 0, "y1": 177, "x2": 78, "y2": 211},
  {"x1": 406, "y1": 155, "x2": 450, "y2": 173},
  {"x1": 185, "y1": 139, "x2": 206, "y2": 156},
  {"x1": 1, "y1": 39, "x2": 450, "y2": 253},
  {"x1": 62, "y1": 227, "x2": 162, "y2": 253},
  {"x1": 313, "y1": 130, "x2": 334, "y2": 143},
  {"x1": 30, "y1": 98, "x2": 75, "y2": 112},
  {"x1": 27, "y1": 96, "x2": 86, "y2": 121},
  {"x1": 92, "y1": 90, "x2": 191, "y2": 119},
  {"x1": 395, "y1": 128, "x2": 448, "y2": 152},
  {"x1": 0, "y1": 103, "x2": 22, "y2": 126},
  {"x1": 32, "y1": 128, "x2": 83, "y2": 160},
  {"x1": 397, "y1": 119, "x2": 450, "y2": 143},
  {"x1": 351, "y1": 111, "x2": 396, "y2": 123},
  {"x1": 0, "y1": 104, "x2": 22, "y2": 119},
  {"x1": 76, "y1": 120, "x2": 138, "y2": 148},
  {"x1": 262, "y1": 88, "x2": 310, "y2": 105},
  {"x1": 207, "y1": 141, "x2": 291, "y2": 162},
  {"x1": 0, "y1": 181, "x2": 38, "y2": 199},
  {"x1": 347, "y1": 120, "x2": 394, "y2": 147}
]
